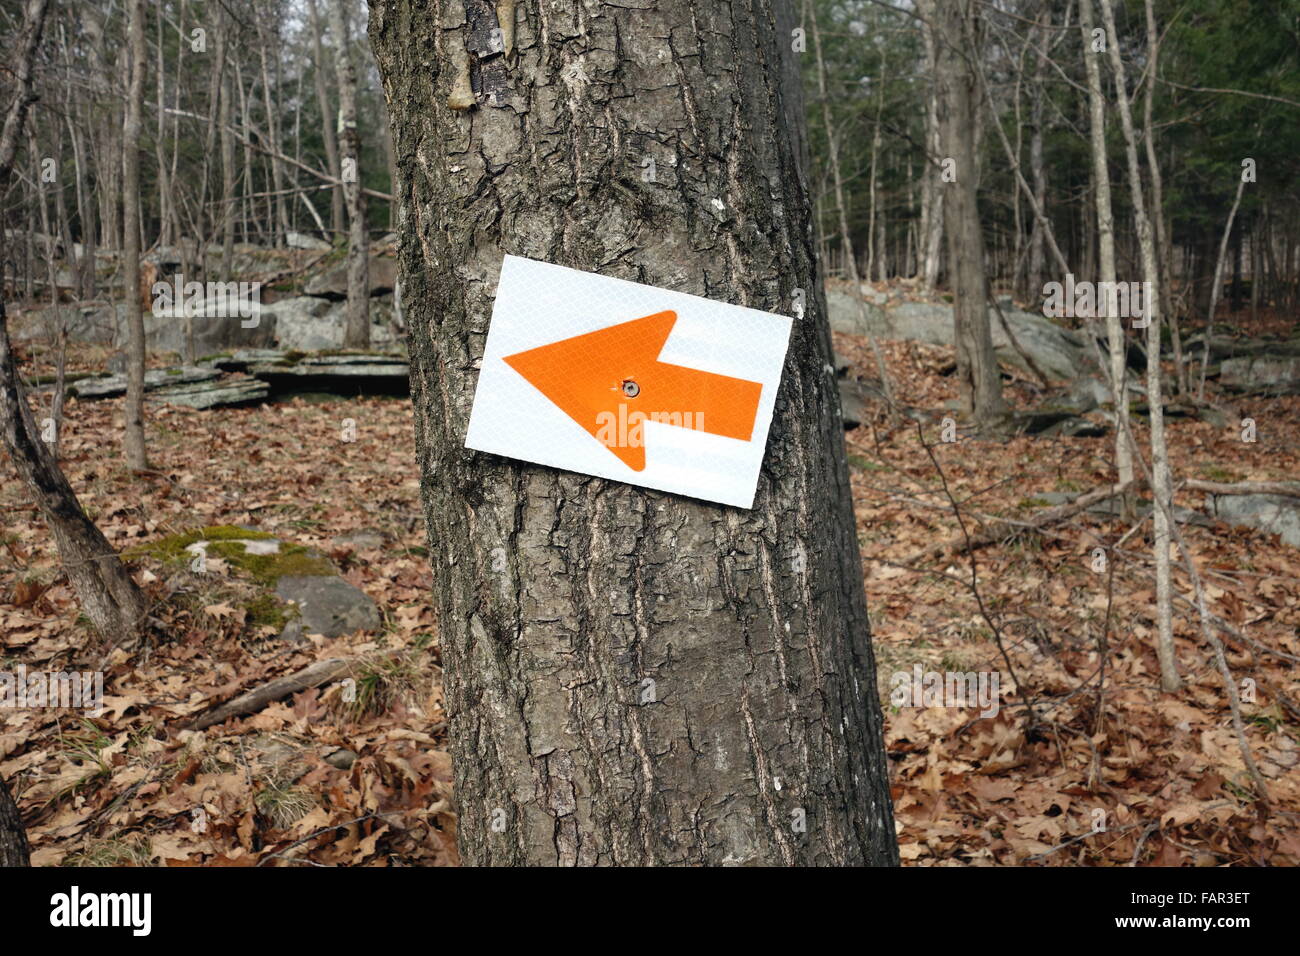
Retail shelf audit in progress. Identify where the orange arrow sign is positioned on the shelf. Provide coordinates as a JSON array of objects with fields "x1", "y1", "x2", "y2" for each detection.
[{"x1": 503, "y1": 310, "x2": 763, "y2": 472}]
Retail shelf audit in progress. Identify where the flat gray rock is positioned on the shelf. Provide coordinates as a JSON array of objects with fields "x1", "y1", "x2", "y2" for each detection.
[
  {"x1": 208, "y1": 348, "x2": 289, "y2": 370},
  {"x1": 149, "y1": 375, "x2": 269, "y2": 409},
  {"x1": 256, "y1": 353, "x2": 407, "y2": 375},
  {"x1": 263, "y1": 296, "x2": 400, "y2": 351},
  {"x1": 1205, "y1": 494, "x2": 1300, "y2": 548},
  {"x1": 275, "y1": 574, "x2": 381, "y2": 641},
  {"x1": 1220, "y1": 356, "x2": 1300, "y2": 393},
  {"x1": 69, "y1": 365, "x2": 221, "y2": 399}
]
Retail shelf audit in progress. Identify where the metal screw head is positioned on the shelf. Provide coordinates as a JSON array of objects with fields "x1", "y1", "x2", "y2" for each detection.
[{"x1": 621, "y1": 379, "x2": 640, "y2": 398}]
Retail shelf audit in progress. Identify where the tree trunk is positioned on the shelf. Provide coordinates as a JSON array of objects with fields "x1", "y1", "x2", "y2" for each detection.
[
  {"x1": 330, "y1": 0, "x2": 369, "y2": 348},
  {"x1": 220, "y1": 39, "x2": 237, "y2": 279},
  {"x1": 866, "y1": 80, "x2": 883, "y2": 283},
  {"x1": 307, "y1": 0, "x2": 345, "y2": 236},
  {"x1": 919, "y1": 13, "x2": 944, "y2": 291},
  {"x1": 66, "y1": 109, "x2": 96, "y2": 298},
  {"x1": 0, "y1": 5, "x2": 49, "y2": 867},
  {"x1": 809, "y1": 2, "x2": 894, "y2": 404},
  {"x1": 1027, "y1": 22, "x2": 1047, "y2": 299},
  {"x1": 1141, "y1": 0, "x2": 1182, "y2": 396},
  {"x1": 1099, "y1": 0, "x2": 1180, "y2": 693},
  {"x1": 370, "y1": 0, "x2": 898, "y2": 867},
  {"x1": 0, "y1": 772, "x2": 27, "y2": 866},
  {"x1": 122, "y1": 0, "x2": 148, "y2": 470},
  {"x1": 1, "y1": 306, "x2": 149, "y2": 642},
  {"x1": 196, "y1": 1, "x2": 227, "y2": 282},
  {"x1": 153, "y1": 6, "x2": 172, "y2": 251},
  {"x1": 236, "y1": 59, "x2": 254, "y2": 245},
  {"x1": 925, "y1": 0, "x2": 1007, "y2": 426},
  {"x1": 1198, "y1": 176, "x2": 1246, "y2": 400},
  {"x1": 256, "y1": 14, "x2": 290, "y2": 247},
  {"x1": 1079, "y1": 0, "x2": 1133, "y2": 489}
]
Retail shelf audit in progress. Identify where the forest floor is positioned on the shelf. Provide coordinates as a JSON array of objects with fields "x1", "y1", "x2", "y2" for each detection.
[{"x1": 2, "y1": 306, "x2": 1299, "y2": 866}]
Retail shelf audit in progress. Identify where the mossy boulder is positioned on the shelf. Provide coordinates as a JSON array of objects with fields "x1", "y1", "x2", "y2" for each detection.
[{"x1": 130, "y1": 526, "x2": 378, "y2": 640}]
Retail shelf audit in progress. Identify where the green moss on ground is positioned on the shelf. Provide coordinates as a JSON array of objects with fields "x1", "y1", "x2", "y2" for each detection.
[
  {"x1": 127, "y1": 524, "x2": 275, "y2": 561},
  {"x1": 126, "y1": 525, "x2": 333, "y2": 585},
  {"x1": 206, "y1": 542, "x2": 333, "y2": 585},
  {"x1": 245, "y1": 593, "x2": 298, "y2": 629}
]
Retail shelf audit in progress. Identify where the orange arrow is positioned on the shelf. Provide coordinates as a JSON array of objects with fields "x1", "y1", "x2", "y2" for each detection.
[{"x1": 503, "y1": 310, "x2": 763, "y2": 471}]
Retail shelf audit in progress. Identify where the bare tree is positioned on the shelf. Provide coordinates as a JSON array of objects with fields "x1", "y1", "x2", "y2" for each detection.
[
  {"x1": 1140, "y1": 0, "x2": 1184, "y2": 395},
  {"x1": 918, "y1": 11, "x2": 944, "y2": 291},
  {"x1": 1198, "y1": 175, "x2": 1247, "y2": 400},
  {"x1": 809, "y1": 0, "x2": 894, "y2": 404},
  {"x1": 1079, "y1": 0, "x2": 1133, "y2": 491},
  {"x1": 0, "y1": 0, "x2": 53, "y2": 869},
  {"x1": 307, "y1": 0, "x2": 344, "y2": 236},
  {"x1": 255, "y1": 9, "x2": 290, "y2": 246},
  {"x1": 922, "y1": 0, "x2": 1008, "y2": 427},
  {"x1": 219, "y1": 14, "x2": 237, "y2": 279},
  {"x1": 1098, "y1": 0, "x2": 1180, "y2": 692},
  {"x1": 121, "y1": 0, "x2": 148, "y2": 470},
  {"x1": 328, "y1": 0, "x2": 369, "y2": 348},
  {"x1": 1026, "y1": 17, "x2": 1048, "y2": 298}
]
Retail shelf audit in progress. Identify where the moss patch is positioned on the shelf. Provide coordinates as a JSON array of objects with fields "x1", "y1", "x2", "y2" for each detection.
[
  {"x1": 245, "y1": 593, "x2": 298, "y2": 629},
  {"x1": 127, "y1": 524, "x2": 276, "y2": 562},
  {"x1": 127, "y1": 525, "x2": 333, "y2": 586},
  {"x1": 207, "y1": 542, "x2": 333, "y2": 585}
]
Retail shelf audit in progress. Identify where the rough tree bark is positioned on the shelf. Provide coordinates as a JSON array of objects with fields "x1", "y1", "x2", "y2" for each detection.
[
  {"x1": 924, "y1": 0, "x2": 1007, "y2": 426},
  {"x1": 0, "y1": 0, "x2": 50, "y2": 870},
  {"x1": 0, "y1": 309, "x2": 148, "y2": 643},
  {"x1": 330, "y1": 0, "x2": 369, "y2": 348},
  {"x1": 370, "y1": 0, "x2": 898, "y2": 866},
  {"x1": 0, "y1": 769, "x2": 28, "y2": 866},
  {"x1": 122, "y1": 0, "x2": 148, "y2": 470}
]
